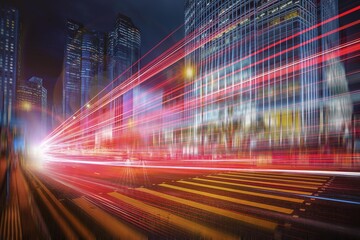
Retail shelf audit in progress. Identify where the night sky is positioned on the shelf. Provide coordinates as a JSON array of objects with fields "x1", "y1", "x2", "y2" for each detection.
[
  {"x1": 3, "y1": 0, "x2": 185, "y2": 107},
  {"x1": 2, "y1": 0, "x2": 359, "y2": 110}
]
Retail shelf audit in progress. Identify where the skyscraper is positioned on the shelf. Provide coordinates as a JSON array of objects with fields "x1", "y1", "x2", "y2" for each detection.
[
  {"x1": 106, "y1": 13, "x2": 140, "y2": 136},
  {"x1": 17, "y1": 76, "x2": 47, "y2": 138},
  {"x1": 80, "y1": 30, "x2": 105, "y2": 107},
  {"x1": 319, "y1": 0, "x2": 352, "y2": 136},
  {"x1": 0, "y1": 6, "x2": 20, "y2": 125},
  {"x1": 63, "y1": 20, "x2": 105, "y2": 119},
  {"x1": 184, "y1": 0, "x2": 341, "y2": 153},
  {"x1": 63, "y1": 20, "x2": 83, "y2": 119}
]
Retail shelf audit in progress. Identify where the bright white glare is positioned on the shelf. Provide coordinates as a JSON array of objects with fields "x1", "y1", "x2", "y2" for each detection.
[{"x1": 30, "y1": 145, "x2": 49, "y2": 161}]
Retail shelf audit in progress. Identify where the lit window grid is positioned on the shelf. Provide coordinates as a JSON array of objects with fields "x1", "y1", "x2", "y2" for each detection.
[
  {"x1": 0, "y1": 7, "x2": 19, "y2": 124},
  {"x1": 184, "y1": 0, "x2": 323, "y2": 146}
]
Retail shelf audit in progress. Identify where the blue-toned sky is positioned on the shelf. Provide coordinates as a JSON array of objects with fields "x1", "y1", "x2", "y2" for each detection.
[{"x1": 3, "y1": 0, "x2": 185, "y2": 106}]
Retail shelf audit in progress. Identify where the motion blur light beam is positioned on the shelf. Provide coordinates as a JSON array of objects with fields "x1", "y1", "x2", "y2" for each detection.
[
  {"x1": 43, "y1": 38, "x2": 360, "y2": 149},
  {"x1": 39, "y1": 6, "x2": 360, "y2": 172}
]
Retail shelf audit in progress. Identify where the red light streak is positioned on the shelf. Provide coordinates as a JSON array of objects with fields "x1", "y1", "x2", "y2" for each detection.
[
  {"x1": 44, "y1": 38, "x2": 360, "y2": 150},
  {"x1": 37, "y1": 6, "x2": 360, "y2": 170}
]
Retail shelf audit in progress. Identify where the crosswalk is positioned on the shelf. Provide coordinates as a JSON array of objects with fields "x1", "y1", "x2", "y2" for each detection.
[{"x1": 100, "y1": 171, "x2": 330, "y2": 238}]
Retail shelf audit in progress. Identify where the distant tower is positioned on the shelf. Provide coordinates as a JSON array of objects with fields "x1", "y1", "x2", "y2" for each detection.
[
  {"x1": 0, "y1": 7, "x2": 20, "y2": 125},
  {"x1": 62, "y1": 20, "x2": 105, "y2": 119},
  {"x1": 17, "y1": 76, "x2": 47, "y2": 138},
  {"x1": 106, "y1": 13, "x2": 141, "y2": 136},
  {"x1": 80, "y1": 30, "x2": 105, "y2": 107},
  {"x1": 62, "y1": 20, "x2": 83, "y2": 119}
]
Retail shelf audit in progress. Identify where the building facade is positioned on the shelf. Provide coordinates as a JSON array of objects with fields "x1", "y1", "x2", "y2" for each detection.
[
  {"x1": 0, "y1": 7, "x2": 20, "y2": 125},
  {"x1": 17, "y1": 76, "x2": 47, "y2": 138},
  {"x1": 319, "y1": 0, "x2": 352, "y2": 136},
  {"x1": 106, "y1": 13, "x2": 141, "y2": 137},
  {"x1": 184, "y1": 0, "x2": 343, "y2": 153},
  {"x1": 62, "y1": 20, "x2": 105, "y2": 119},
  {"x1": 61, "y1": 15, "x2": 140, "y2": 148}
]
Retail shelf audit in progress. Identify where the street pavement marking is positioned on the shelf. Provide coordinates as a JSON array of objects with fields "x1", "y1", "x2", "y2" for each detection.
[
  {"x1": 159, "y1": 183, "x2": 293, "y2": 214},
  {"x1": 73, "y1": 197, "x2": 147, "y2": 240},
  {"x1": 193, "y1": 177, "x2": 313, "y2": 195},
  {"x1": 177, "y1": 180, "x2": 304, "y2": 203},
  {"x1": 231, "y1": 171, "x2": 329, "y2": 180},
  {"x1": 136, "y1": 187, "x2": 278, "y2": 232},
  {"x1": 228, "y1": 172, "x2": 328, "y2": 182},
  {"x1": 108, "y1": 192, "x2": 237, "y2": 239},
  {"x1": 222, "y1": 173, "x2": 324, "y2": 185},
  {"x1": 214, "y1": 174, "x2": 319, "y2": 190}
]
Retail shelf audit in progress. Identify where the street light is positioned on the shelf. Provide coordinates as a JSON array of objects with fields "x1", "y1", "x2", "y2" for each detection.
[
  {"x1": 21, "y1": 101, "x2": 32, "y2": 111},
  {"x1": 185, "y1": 66, "x2": 195, "y2": 79}
]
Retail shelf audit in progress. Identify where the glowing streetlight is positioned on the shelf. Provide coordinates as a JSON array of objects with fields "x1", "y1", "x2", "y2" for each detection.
[
  {"x1": 86, "y1": 103, "x2": 91, "y2": 108},
  {"x1": 185, "y1": 66, "x2": 195, "y2": 79},
  {"x1": 21, "y1": 101, "x2": 32, "y2": 111},
  {"x1": 73, "y1": 116, "x2": 76, "y2": 120}
]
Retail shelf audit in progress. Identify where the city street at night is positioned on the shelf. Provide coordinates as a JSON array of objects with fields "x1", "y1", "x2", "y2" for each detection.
[
  {"x1": 2, "y1": 155, "x2": 360, "y2": 239},
  {"x1": 1, "y1": 0, "x2": 360, "y2": 239}
]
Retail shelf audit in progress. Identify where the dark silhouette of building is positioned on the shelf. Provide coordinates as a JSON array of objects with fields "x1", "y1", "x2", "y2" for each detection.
[{"x1": 0, "y1": 7, "x2": 20, "y2": 125}]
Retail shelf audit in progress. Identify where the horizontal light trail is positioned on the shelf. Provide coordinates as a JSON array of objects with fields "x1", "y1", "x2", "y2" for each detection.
[
  {"x1": 176, "y1": 179, "x2": 304, "y2": 203},
  {"x1": 159, "y1": 183, "x2": 294, "y2": 214},
  {"x1": 60, "y1": 33, "x2": 355, "y2": 141},
  {"x1": 43, "y1": 22, "x2": 189, "y2": 143},
  {"x1": 56, "y1": 35, "x2": 358, "y2": 142},
  {"x1": 38, "y1": 7, "x2": 360, "y2": 186},
  {"x1": 37, "y1": 157, "x2": 360, "y2": 177},
  {"x1": 136, "y1": 187, "x2": 278, "y2": 231},
  {"x1": 43, "y1": 11, "x2": 254, "y2": 146},
  {"x1": 44, "y1": 39, "x2": 359, "y2": 149},
  {"x1": 43, "y1": 6, "x2": 358, "y2": 148}
]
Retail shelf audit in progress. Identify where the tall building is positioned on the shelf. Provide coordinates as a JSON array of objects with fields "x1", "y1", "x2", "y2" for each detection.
[
  {"x1": 17, "y1": 76, "x2": 47, "y2": 138},
  {"x1": 61, "y1": 15, "x2": 140, "y2": 147},
  {"x1": 80, "y1": 30, "x2": 105, "y2": 107},
  {"x1": 319, "y1": 0, "x2": 352, "y2": 136},
  {"x1": 63, "y1": 20, "x2": 82, "y2": 119},
  {"x1": 0, "y1": 7, "x2": 20, "y2": 125},
  {"x1": 106, "y1": 13, "x2": 140, "y2": 136},
  {"x1": 62, "y1": 20, "x2": 105, "y2": 119},
  {"x1": 184, "y1": 0, "x2": 342, "y2": 153}
]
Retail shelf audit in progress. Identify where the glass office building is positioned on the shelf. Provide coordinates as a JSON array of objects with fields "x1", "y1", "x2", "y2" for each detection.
[
  {"x1": 0, "y1": 7, "x2": 20, "y2": 125},
  {"x1": 184, "y1": 0, "x2": 342, "y2": 152},
  {"x1": 63, "y1": 20, "x2": 105, "y2": 119},
  {"x1": 106, "y1": 13, "x2": 140, "y2": 136},
  {"x1": 17, "y1": 76, "x2": 47, "y2": 138}
]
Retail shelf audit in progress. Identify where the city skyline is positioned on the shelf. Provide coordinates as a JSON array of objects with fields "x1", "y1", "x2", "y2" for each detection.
[
  {"x1": 2, "y1": 0, "x2": 185, "y2": 109},
  {"x1": 1, "y1": 1, "x2": 359, "y2": 112}
]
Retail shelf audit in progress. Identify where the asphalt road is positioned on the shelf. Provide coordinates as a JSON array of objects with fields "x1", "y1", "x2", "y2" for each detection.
[{"x1": 17, "y1": 159, "x2": 360, "y2": 240}]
